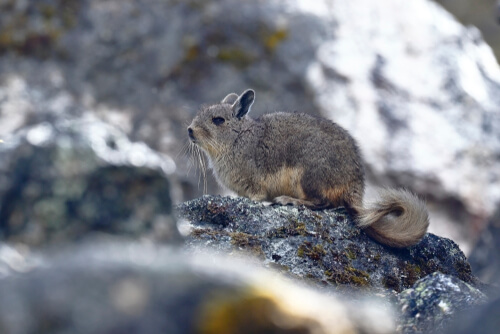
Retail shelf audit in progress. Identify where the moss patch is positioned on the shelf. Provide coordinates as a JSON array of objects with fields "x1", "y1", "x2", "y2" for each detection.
[
  {"x1": 297, "y1": 242, "x2": 326, "y2": 262},
  {"x1": 191, "y1": 228, "x2": 225, "y2": 240},
  {"x1": 267, "y1": 220, "x2": 310, "y2": 238},
  {"x1": 326, "y1": 265, "x2": 370, "y2": 287},
  {"x1": 0, "y1": 0, "x2": 80, "y2": 57},
  {"x1": 383, "y1": 274, "x2": 402, "y2": 292},
  {"x1": 216, "y1": 47, "x2": 256, "y2": 68},
  {"x1": 262, "y1": 28, "x2": 288, "y2": 52},
  {"x1": 230, "y1": 232, "x2": 265, "y2": 258}
]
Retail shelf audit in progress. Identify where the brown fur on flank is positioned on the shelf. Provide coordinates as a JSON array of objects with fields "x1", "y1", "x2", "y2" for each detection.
[{"x1": 187, "y1": 89, "x2": 429, "y2": 248}]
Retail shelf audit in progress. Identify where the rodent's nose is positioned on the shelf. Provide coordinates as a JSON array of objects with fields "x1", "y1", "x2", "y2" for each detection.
[{"x1": 187, "y1": 127, "x2": 195, "y2": 140}]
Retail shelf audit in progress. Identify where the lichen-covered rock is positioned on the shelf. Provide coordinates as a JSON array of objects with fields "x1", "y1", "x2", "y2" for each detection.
[
  {"x1": 398, "y1": 272, "x2": 487, "y2": 334},
  {"x1": 0, "y1": 242, "x2": 396, "y2": 334},
  {"x1": 0, "y1": 114, "x2": 178, "y2": 246},
  {"x1": 177, "y1": 195, "x2": 479, "y2": 293}
]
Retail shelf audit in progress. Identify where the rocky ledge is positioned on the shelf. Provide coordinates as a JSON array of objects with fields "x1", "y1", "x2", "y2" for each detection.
[
  {"x1": 178, "y1": 195, "x2": 479, "y2": 292},
  {"x1": 177, "y1": 195, "x2": 488, "y2": 333}
]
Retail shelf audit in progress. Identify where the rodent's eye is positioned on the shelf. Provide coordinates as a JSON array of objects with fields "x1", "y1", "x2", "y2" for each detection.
[{"x1": 212, "y1": 117, "x2": 225, "y2": 126}]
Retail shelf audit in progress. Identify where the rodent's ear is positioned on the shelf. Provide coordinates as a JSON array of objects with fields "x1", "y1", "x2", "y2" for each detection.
[
  {"x1": 232, "y1": 89, "x2": 255, "y2": 119},
  {"x1": 221, "y1": 93, "x2": 238, "y2": 105}
]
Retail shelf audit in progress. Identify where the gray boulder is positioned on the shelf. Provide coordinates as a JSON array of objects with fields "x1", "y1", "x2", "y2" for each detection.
[
  {"x1": 444, "y1": 293, "x2": 500, "y2": 334},
  {"x1": 398, "y1": 272, "x2": 487, "y2": 334},
  {"x1": 177, "y1": 195, "x2": 479, "y2": 293},
  {"x1": 0, "y1": 113, "x2": 178, "y2": 246}
]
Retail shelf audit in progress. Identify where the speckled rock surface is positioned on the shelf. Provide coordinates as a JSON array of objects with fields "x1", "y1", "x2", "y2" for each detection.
[
  {"x1": 398, "y1": 272, "x2": 487, "y2": 334},
  {"x1": 0, "y1": 114, "x2": 178, "y2": 246},
  {"x1": 0, "y1": 242, "x2": 396, "y2": 334},
  {"x1": 177, "y1": 195, "x2": 479, "y2": 293}
]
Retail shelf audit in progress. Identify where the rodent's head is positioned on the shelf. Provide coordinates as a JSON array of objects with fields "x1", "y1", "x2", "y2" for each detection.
[{"x1": 187, "y1": 89, "x2": 255, "y2": 158}]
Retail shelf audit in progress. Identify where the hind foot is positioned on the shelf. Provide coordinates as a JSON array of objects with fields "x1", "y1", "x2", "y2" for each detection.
[{"x1": 273, "y1": 196, "x2": 315, "y2": 207}]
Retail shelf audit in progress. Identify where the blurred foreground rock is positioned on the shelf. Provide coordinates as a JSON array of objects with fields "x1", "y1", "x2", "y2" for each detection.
[
  {"x1": 399, "y1": 272, "x2": 486, "y2": 334},
  {"x1": 0, "y1": 242, "x2": 395, "y2": 334},
  {"x1": 0, "y1": 114, "x2": 179, "y2": 246},
  {"x1": 445, "y1": 293, "x2": 500, "y2": 334}
]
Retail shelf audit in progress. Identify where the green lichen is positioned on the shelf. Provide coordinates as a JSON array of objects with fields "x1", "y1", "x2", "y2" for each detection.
[
  {"x1": 262, "y1": 28, "x2": 288, "y2": 52},
  {"x1": 0, "y1": 1, "x2": 80, "y2": 57},
  {"x1": 326, "y1": 266, "x2": 370, "y2": 287},
  {"x1": 267, "y1": 220, "x2": 310, "y2": 238},
  {"x1": 403, "y1": 263, "x2": 422, "y2": 287},
  {"x1": 345, "y1": 249, "x2": 356, "y2": 260},
  {"x1": 230, "y1": 232, "x2": 265, "y2": 258},
  {"x1": 345, "y1": 243, "x2": 362, "y2": 260},
  {"x1": 453, "y1": 259, "x2": 473, "y2": 283},
  {"x1": 216, "y1": 47, "x2": 255, "y2": 68},
  {"x1": 191, "y1": 228, "x2": 224, "y2": 240},
  {"x1": 383, "y1": 274, "x2": 401, "y2": 292},
  {"x1": 297, "y1": 242, "x2": 326, "y2": 262},
  {"x1": 230, "y1": 232, "x2": 258, "y2": 248}
]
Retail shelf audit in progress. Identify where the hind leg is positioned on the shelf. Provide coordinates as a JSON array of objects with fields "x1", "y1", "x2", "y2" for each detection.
[
  {"x1": 273, "y1": 196, "x2": 331, "y2": 210},
  {"x1": 273, "y1": 195, "x2": 314, "y2": 206}
]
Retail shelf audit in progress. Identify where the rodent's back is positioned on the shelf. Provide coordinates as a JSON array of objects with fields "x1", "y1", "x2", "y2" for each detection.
[{"x1": 256, "y1": 112, "x2": 365, "y2": 208}]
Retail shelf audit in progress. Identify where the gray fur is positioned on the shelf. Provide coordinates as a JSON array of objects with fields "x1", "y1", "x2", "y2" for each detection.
[{"x1": 188, "y1": 89, "x2": 429, "y2": 248}]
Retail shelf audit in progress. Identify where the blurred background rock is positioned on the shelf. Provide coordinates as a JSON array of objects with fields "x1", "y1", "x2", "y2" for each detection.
[
  {"x1": 0, "y1": 0, "x2": 499, "y2": 278},
  {"x1": 435, "y1": 0, "x2": 500, "y2": 61}
]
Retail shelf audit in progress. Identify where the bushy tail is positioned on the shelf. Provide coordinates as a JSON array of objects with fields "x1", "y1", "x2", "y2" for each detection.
[{"x1": 355, "y1": 188, "x2": 429, "y2": 248}]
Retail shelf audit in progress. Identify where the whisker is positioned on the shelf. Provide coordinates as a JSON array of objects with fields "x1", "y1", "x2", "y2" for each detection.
[{"x1": 175, "y1": 142, "x2": 190, "y2": 160}]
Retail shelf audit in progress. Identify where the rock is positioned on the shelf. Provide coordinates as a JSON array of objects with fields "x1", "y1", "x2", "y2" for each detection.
[
  {"x1": 177, "y1": 195, "x2": 480, "y2": 293},
  {"x1": 0, "y1": 113, "x2": 179, "y2": 246},
  {"x1": 444, "y1": 294, "x2": 500, "y2": 334},
  {"x1": 0, "y1": 241, "x2": 396, "y2": 334},
  {"x1": 0, "y1": 243, "x2": 39, "y2": 278},
  {"x1": 398, "y1": 272, "x2": 487, "y2": 334},
  {"x1": 432, "y1": 0, "x2": 500, "y2": 62},
  {"x1": 468, "y1": 206, "x2": 500, "y2": 284}
]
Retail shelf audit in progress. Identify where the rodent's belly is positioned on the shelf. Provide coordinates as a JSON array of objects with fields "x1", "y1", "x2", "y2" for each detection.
[{"x1": 259, "y1": 166, "x2": 307, "y2": 200}]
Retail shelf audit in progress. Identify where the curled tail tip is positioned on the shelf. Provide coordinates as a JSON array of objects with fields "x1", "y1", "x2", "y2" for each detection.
[{"x1": 357, "y1": 188, "x2": 429, "y2": 248}]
